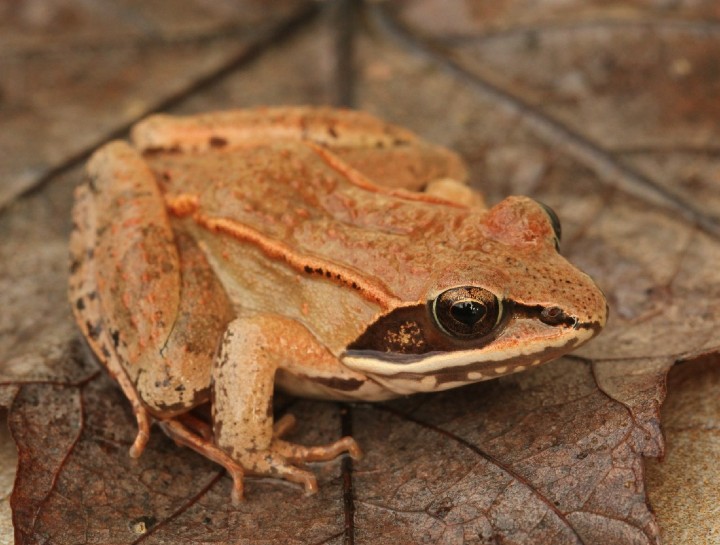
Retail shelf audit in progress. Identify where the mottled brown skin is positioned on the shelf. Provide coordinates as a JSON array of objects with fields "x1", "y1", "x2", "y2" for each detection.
[{"x1": 68, "y1": 106, "x2": 607, "y2": 501}]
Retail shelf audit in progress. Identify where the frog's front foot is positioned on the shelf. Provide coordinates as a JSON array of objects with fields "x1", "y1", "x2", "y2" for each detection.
[
  {"x1": 270, "y1": 411, "x2": 362, "y2": 470},
  {"x1": 239, "y1": 430, "x2": 361, "y2": 499},
  {"x1": 158, "y1": 414, "x2": 361, "y2": 503}
]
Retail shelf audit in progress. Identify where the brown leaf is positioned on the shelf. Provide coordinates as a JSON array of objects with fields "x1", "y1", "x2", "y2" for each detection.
[
  {"x1": 9, "y1": 366, "x2": 352, "y2": 544},
  {"x1": 0, "y1": 0, "x2": 317, "y2": 209},
  {"x1": 2, "y1": 1, "x2": 720, "y2": 544},
  {"x1": 0, "y1": 403, "x2": 17, "y2": 543},
  {"x1": 646, "y1": 355, "x2": 720, "y2": 544},
  {"x1": 353, "y1": 359, "x2": 658, "y2": 545}
]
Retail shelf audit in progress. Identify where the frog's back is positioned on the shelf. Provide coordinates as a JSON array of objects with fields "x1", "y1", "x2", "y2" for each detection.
[{"x1": 141, "y1": 130, "x2": 475, "y2": 304}]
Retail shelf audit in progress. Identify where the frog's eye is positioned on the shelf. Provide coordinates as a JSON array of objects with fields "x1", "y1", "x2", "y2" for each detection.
[
  {"x1": 432, "y1": 287, "x2": 503, "y2": 339},
  {"x1": 535, "y1": 200, "x2": 562, "y2": 250}
]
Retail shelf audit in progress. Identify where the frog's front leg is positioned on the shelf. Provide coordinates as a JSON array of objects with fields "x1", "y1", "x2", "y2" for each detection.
[
  {"x1": 161, "y1": 314, "x2": 361, "y2": 502},
  {"x1": 214, "y1": 315, "x2": 362, "y2": 495}
]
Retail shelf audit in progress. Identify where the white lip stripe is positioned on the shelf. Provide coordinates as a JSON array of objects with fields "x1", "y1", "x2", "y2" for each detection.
[{"x1": 341, "y1": 328, "x2": 594, "y2": 376}]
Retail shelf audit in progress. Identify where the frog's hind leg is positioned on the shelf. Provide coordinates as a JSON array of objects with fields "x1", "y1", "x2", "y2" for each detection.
[
  {"x1": 69, "y1": 181, "x2": 152, "y2": 458},
  {"x1": 157, "y1": 408, "x2": 356, "y2": 504},
  {"x1": 422, "y1": 177, "x2": 486, "y2": 208},
  {"x1": 158, "y1": 416, "x2": 317, "y2": 505},
  {"x1": 209, "y1": 315, "x2": 361, "y2": 500},
  {"x1": 130, "y1": 107, "x2": 469, "y2": 193},
  {"x1": 158, "y1": 418, "x2": 245, "y2": 504},
  {"x1": 71, "y1": 142, "x2": 220, "y2": 458},
  {"x1": 175, "y1": 412, "x2": 213, "y2": 440}
]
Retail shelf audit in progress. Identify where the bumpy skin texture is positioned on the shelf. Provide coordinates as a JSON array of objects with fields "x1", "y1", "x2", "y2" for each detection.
[{"x1": 68, "y1": 106, "x2": 607, "y2": 500}]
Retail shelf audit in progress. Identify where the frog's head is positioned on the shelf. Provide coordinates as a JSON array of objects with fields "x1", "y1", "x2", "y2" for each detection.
[{"x1": 341, "y1": 196, "x2": 608, "y2": 395}]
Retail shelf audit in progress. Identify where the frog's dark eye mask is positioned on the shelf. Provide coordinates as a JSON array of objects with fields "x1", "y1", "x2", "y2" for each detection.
[
  {"x1": 345, "y1": 284, "x2": 585, "y2": 361},
  {"x1": 346, "y1": 288, "x2": 504, "y2": 357}
]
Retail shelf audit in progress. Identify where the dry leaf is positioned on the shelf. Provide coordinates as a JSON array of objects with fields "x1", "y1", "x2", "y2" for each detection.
[
  {"x1": 2, "y1": 1, "x2": 720, "y2": 544},
  {"x1": 646, "y1": 356, "x2": 720, "y2": 545},
  {"x1": 0, "y1": 0, "x2": 316, "y2": 209}
]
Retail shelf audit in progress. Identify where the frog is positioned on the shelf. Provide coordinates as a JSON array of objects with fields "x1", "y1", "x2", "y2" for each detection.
[{"x1": 68, "y1": 106, "x2": 607, "y2": 502}]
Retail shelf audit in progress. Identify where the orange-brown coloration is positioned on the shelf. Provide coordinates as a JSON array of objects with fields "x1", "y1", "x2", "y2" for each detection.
[
  {"x1": 307, "y1": 142, "x2": 468, "y2": 208},
  {"x1": 166, "y1": 193, "x2": 199, "y2": 217},
  {"x1": 69, "y1": 107, "x2": 607, "y2": 501},
  {"x1": 194, "y1": 214, "x2": 400, "y2": 310}
]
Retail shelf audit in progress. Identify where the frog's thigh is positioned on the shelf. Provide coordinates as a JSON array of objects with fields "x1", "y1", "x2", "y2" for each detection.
[
  {"x1": 88, "y1": 143, "x2": 234, "y2": 416},
  {"x1": 423, "y1": 178, "x2": 486, "y2": 208},
  {"x1": 134, "y1": 229, "x2": 235, "y2": 415},
  {"x1": 89, "y1": 141, "x2": 180, "y2": 364},
  {"x1": 69, "y1": 183, "x2": 151, "y2": 458},
  {"x1": 73, "y1": 142, "x2": 182, "y2": 456},
  {"x1": 130, "y1": 107, "x2": 417, "y2": 152}
]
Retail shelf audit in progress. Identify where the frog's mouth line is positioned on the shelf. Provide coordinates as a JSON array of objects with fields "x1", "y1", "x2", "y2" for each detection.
[{"x1": 340, "y1": 324, "x2": 596, "y2": 378}]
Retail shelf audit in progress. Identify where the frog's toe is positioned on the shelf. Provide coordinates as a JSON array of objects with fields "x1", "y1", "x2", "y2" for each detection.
[
  {"x1": 158, "y1": 415, "x2": 359, "y2": 499},
  {"x1": 128, "y1": 409, "x2": 152, "y2": 458},
  {"x1": 157, "y1": 419, "x2": 246, "y2": 502},
  {"x1": 177, "y1": 412, "x2": 213, "y2": 440},
  {"x1": 274, "y1": 436, "x2": 362, "y2": 463},
  {"x1": 246, "y1": 451, "x2": 319, "y2": 494},
  {"x1": 272, "y1": 414, "x2": 362, "y2": 461},
  {"x1": 272, "y1": 413, "x2": 297, "y2": 438}
]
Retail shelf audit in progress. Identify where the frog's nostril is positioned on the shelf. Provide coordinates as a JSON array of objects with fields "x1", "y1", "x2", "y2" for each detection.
[{"x1": 539, "y1": 306, "x2": 576, "y2": 327}]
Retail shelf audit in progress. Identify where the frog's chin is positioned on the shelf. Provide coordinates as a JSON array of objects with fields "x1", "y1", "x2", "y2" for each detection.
[{"x1": 340, "y1": 325, "x2": 597, "y2": 392}]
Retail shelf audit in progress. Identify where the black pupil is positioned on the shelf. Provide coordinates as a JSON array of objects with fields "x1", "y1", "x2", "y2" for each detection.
[{"x1": 450, "y1": 300, "x2": 486, "y2": 326}]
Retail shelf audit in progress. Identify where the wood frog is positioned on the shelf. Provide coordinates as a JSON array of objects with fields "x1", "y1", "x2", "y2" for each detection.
[{"x1": 68, "y1": 107, "x2": 607, "y2": 501}]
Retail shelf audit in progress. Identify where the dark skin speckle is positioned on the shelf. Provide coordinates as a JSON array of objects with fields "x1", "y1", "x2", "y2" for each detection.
[
  {"x1": 209, "y1": 136, "x2": 228, "y2": 148},
  {"x1": 308, "y1": 375, "x2": 365, "y2": 392},
  {"x1": 86, "y1": 320, "x2": 102, "y2": 340}
]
